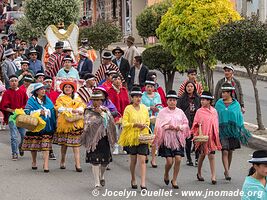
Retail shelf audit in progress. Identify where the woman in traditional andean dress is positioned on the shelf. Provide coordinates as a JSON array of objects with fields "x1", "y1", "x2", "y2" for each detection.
[
  {"x1": 81, "y1": 90, "x2": 116, "y2": 188},
  {"x1": 53, "y1": 81, "x2": 86, "y2": 172},
  {"x1": 118, "y1": 86, "x2": 150, "y2": 190},
  {"x1": 191, "y1": 91, "x2": 222, "y2": 184},
  {"x1": 22, "y1": 83, "x2": 56, "y2": 172},
  {"x1": 154, "y1": 90, "x2": 190, "y2": 189}
]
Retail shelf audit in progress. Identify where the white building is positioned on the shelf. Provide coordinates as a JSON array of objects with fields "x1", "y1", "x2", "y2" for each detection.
[{"x1": 235, "y1": 0, "x2": 267, "y2": 22}]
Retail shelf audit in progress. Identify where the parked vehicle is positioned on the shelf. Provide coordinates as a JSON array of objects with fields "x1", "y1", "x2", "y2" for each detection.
[{"x1": 0, "y1": 11, "x2": 24, "y2": 33}]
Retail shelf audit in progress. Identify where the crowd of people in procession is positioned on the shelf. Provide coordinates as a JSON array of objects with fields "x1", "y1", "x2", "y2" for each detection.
[{"x1": 0, "y1": 34, "x2": 266, "y2": 199}]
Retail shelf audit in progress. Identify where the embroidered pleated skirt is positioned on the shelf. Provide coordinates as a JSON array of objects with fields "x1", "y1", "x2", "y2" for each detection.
[
  {"x1": 53, "y1": 129, "x2": 83, "y2": 147},
  {"x1": 22, "y1": 132, "x2": 53, "y2": 151}
]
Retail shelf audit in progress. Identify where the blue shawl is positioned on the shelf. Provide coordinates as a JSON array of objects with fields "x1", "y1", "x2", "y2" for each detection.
[
  {"x1": 25, "y1": 96, "x2": 56, "y2": 134},
  {"x1": 215, "y1": 98, "x2": 251, "y2": 144}
]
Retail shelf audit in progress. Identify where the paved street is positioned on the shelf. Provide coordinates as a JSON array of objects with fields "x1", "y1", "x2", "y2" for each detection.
[
  {"x1": 0, "y1": 129, "x2": 258, "y2": 200},
  {"x1": 0, "y1": 37, "x2": 266, "y2": 199}
]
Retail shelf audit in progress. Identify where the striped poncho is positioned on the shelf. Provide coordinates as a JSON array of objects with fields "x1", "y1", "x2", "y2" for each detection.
[
  {"x1": 45, "y1": 52, "x2": 64, "y2": 77},
  {"x1": 95, "y1": 63, "x2": 124, "y2": 84}
]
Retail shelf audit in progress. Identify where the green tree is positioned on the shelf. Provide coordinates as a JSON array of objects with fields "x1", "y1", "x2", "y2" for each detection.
[
  {"x1": 15, "y1": 0, "x2": 81, "y2": 38},
  {"x1": 156, "y1": 0, "x2": 241, "y2": 92},
  {"x1": 79, "y1": 20, "x2": 122, "y2": 59},
  {"x1": 136, "y1": 1, "x2": 171, "y2": 39},
  {"x1": 142, "y1": 45, "x2": 177, "y2": 92},
  {"x1": 210, "y1": 18, "x2": 267, "y2": 130},
  {"x1": 14, "y1": 17, "x2": 42, "y2": 41}
]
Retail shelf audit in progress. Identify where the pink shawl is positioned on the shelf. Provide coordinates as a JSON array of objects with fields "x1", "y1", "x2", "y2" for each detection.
[
  {"x1": 191, "y1": 106, "x2": 222, "y2": 155},
  {"x1": 154, "y1": 107, "x2": 190, "y2": 149}
]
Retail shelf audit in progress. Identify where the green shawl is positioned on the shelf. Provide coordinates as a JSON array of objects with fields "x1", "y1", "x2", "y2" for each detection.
[{"x1": 215, "y1": 99, "x2": 251, "y2": 144}]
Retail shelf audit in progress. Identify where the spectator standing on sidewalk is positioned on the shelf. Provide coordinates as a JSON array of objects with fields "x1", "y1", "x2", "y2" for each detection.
[
  {"x1": 0, "y1": 75, "x2": 28, "y2": 160},
  {"x1": 124, "y1": 36, "x2": 140, "y2": 66},
  {"x1": 214, "y1": 65, "x2": 245, "y2": 113}
]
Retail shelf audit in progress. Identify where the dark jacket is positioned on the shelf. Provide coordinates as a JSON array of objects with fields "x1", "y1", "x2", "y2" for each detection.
[
  {"x1": 29, "y1": 45, "x2": 43, "y2": 60},
  {"x1": 77, "y1": 57, "x2": 93, "y2": 77},
  {"x1": 127, "y1": 64, "x2": 149, "y2": 91},
  {"x1": 112, "y1": 57, "x2": 130, "y2": 82},
  {"x1": 214, "y1": 77, "x2": 244, "y2": 107},
  {"x1": 177, "y1": 81, "x2": 201, "y2": 128}
]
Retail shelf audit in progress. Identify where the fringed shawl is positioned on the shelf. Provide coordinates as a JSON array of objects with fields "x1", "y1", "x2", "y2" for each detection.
[
  {"x1": 25, "y1": 96, "x2": 56, "y2": 134},
  {"x1": 215, "y1": 99, "x2": 251, "y2": 144},
  {"x1": 81, "y1": 106, "x2": 117, "y2": 153},
  {"x1": 154, "y1": 107, "x2": 190, "y2": 150},
  {"x1": 191, "y1": 107, "x2": 222, "y2": 155}
]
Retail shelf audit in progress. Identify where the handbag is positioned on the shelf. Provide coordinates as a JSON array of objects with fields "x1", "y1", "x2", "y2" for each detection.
[
  {"x1": 16, "y1": 114, "x2": 38, "y2": 131},
  {"x1": 194, "y1": 123, "x2": 209, "y2": 143}
]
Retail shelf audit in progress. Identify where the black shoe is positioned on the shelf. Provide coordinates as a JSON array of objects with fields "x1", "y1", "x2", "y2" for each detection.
[
  {"x1": 19, "y1": 149, "x2": 24, "y2": 157},
  {"x1": 150, "y1": 161, "x2": 158, "y2": 168},
  {"x1": 145, "y1": 159, "x2": 149, "y2": 164},
  {"x1": 212, "y1": 180, "x2": 217, "y2": 185},
  {"x1": 224, "y1": 172, "x2": 231, "y2": 181},
  {"x1": 32, "y1": 167, "x2": 37, "y2": 170},
  {"x1": 100, "y1": 179, "x2": 105, "y2": 187},
  {"x1": 60, "y1": 165, "x2": 66, "y2": 169},
  {"x1": 49, "y1": 152, "x2": 56, "y2": 160},
  {"x1": 75, "y1": 166, "x2": 82, "y2": 172},
  {"x1": 164, "y1": 179, "x2": 169, "y2": 185},
  {"x1": 171, "y1": 180, "x2": 179, "y2": 189},
  {"x1": 186, "y1": 160, "x2": 193, "y2": 166},
  {"x1": 197, "y1": 174, "x2": 205, "y2": 181},
  {"x1": 106, "y1": 165, "x2": 111, "y2": 170},
  {"x1": 131, "y1": 181, "x2": 137, "y2": 189},
  {"x1": 140, "y1": 185, "x2": 147, "y2": 190},
  {"x1": 44, "y1": 169, "x2": 49, "y2": 173}
]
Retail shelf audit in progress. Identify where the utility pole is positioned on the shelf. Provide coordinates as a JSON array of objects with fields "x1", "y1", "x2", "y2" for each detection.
[{"x1": 241, "y1": 0, "x2": 247, "y2": 17}]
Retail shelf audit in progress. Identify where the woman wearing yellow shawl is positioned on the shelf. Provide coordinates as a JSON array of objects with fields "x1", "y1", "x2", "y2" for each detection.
[{"x1": 53, "y1": 81, "x2": 86, "y2": 172}]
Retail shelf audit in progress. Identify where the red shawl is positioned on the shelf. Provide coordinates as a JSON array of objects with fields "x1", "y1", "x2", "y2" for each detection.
[
  {"x1": 107, "y1": 86, "x2": 130, "y2": 117},
  {"x1": 46, "y1": 89, "x2": 61, "y2": 104},
  {"x1": 191, "y1": 106, "x2": 222, "y2": 155},
  {"x1": 0, "y1": 88, "x2": 28, "y2": 123}
]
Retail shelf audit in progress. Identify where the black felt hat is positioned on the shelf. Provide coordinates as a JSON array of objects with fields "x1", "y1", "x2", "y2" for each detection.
[
  {"x1": 166, "y1": 90, "x2": 178, "y2": 99},
  {"x1": 130, "y1": 86, "x2": 142, "y2": 96},
  {"x1": 248, "y1": 150, "x2": 267, "y2": 164},
  {"x1": 201, "y1": 91, "x2": 214, "y2": 100}
]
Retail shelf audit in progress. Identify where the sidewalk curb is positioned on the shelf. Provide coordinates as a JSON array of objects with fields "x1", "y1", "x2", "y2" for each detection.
[
  {"x1": 244, "y1": 122, "x2": 267, "y2": 150},
  {"x1": 215, "y1": 66, "x2": 267, "y2": 82}
]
